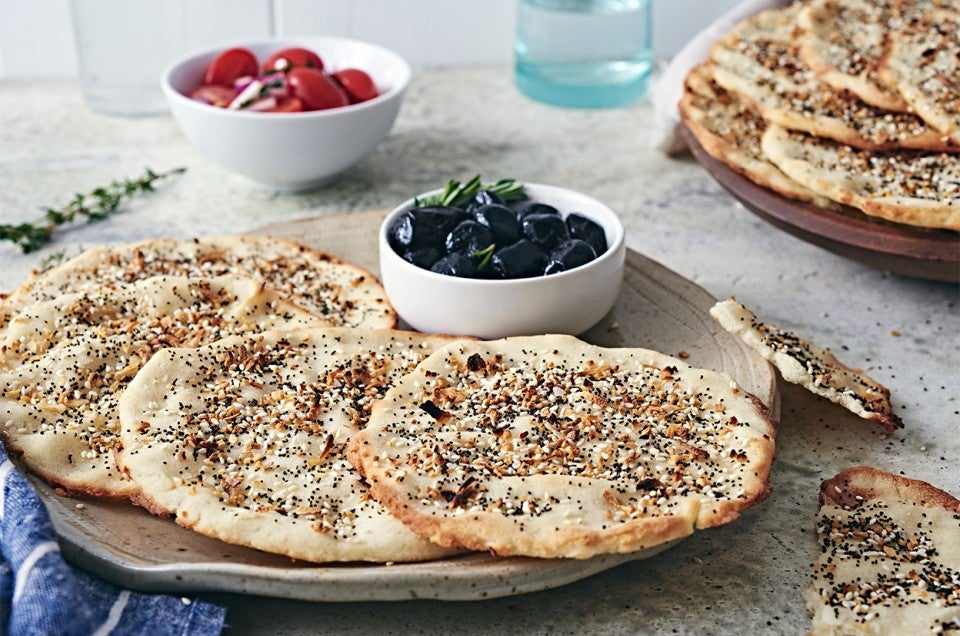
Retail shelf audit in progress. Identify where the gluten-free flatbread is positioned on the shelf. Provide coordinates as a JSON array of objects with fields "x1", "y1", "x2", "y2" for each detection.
[
  {"x1": 710, "y1": 4, "x2": 957, "y2": 152},
  {"x1": 0, "y1": 235, "x2": 396, "y2": 330},
  {"x1": 808, "y1": 466, "x2": 960, "y2": 634},
  {"x1": 710, "y1": 299, "x2": 902, "y2": 432},
  {"x1": 0, "y1": 275, "x2": 324, "y2": 497},
  {"x1": 679, "y1": 62, "x2": 835, "y2": 207},
  {"x1": 117, "y1": 328, "x2": 461, "y2": 563},
  {"x1": 880, "y1": 9, "x2": 960, "y2": 146},
  {"x1": 798, "y1": 0, "x2": 909, "y2": 112},
  {"x1": 348, "y1": 335, "x2": 777, "y2": 560},
  {"x1": 761, "y1": 124, "x2": 960, "y2": 230}
]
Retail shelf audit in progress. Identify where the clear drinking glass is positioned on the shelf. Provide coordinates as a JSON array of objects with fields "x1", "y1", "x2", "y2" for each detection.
[
  {"x1": 70, "y1": 0, "x2": 188, "y2": 116},
  {"x1": 515, "y1": 0, "x2": 653, "y2": 108}
]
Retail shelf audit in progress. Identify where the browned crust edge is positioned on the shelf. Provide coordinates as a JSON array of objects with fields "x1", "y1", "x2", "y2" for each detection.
[
  {"x1": 347, "y1": 385, "x2": 778, "y2": 559},
  {"x1": 819, "y1": 465, "x2": 960, "y2": 513}
]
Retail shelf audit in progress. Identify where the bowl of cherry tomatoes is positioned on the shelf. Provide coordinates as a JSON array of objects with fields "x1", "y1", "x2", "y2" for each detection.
[{"x1": 161, "y1": 37, "x2": 411, "y2": 192}]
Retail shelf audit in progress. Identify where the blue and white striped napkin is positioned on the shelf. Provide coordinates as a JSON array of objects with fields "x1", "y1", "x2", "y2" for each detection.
[{"x1": 0, "y1": 442, "x2": 225, "y2": 635}]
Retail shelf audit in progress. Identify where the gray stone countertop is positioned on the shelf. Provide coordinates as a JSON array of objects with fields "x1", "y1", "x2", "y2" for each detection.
[{"x1": 1, "y1": 68, "x2": 957, "y2": 635}]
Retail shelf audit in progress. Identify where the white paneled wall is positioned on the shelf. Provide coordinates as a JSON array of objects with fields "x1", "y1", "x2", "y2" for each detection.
[{"x1": 0, "y1": 0, "x2": 739, "y2": 78}]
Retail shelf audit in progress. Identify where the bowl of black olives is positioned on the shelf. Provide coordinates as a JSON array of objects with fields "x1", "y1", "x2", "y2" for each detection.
[{"x1": 379, "y1": 178, "x2": 625, "y2": 338}]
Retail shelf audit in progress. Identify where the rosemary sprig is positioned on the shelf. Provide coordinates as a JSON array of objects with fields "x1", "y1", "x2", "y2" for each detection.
[
  {"x1": 471, "y1": 243, "x2": 496, "y2": 271},
  {"x1": 413, "y1": 175, "x2": 526, "y2": 208},
  {"x1": 1, "y1": 167, "x2": 186, "y2": 253}
]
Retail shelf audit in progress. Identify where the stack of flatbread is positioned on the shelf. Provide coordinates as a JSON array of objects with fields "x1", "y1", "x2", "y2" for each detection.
[{"x1": 680, "y1": 0, "x2": 960, "y2": 231}]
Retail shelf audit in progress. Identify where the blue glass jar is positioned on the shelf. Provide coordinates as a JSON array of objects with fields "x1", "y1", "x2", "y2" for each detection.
[{"x1": 515, "y1": 0, "x2": 653, "y2": 108}]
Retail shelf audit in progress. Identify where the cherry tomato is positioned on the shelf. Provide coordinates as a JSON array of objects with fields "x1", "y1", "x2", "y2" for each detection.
[
  {"x1": 262, "y1": 47, "x2": 324, "y2": 73},
  {"x1": 266, "y1": 97, "x2": 304, "y2": 112},
  {"x1": 188, "y1": 84, "x2": 236, "y2": 107},
  {"x1": 287, "y1": 68, "x2": 349, "y2": 111},
  {"x1": 204, "y1": 48, "x2": 258, "y2": 87},
  {"x1": 331, "y1": 69, "x2": 379, "y2": 103}
]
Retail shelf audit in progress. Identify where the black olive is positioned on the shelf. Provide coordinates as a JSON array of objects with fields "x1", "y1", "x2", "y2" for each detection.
[
  {"x1": 465, "y1": 190, "x2": 506, "y2": 214},
  {"x1": 566, "y1": 213, "x2": 608, "y2": 255},
  {"x1": 430, "y1": 253, "x2": 476, "y2": 277},
  {"x1": 521, "y1": 213, "x2": 570, "y2": 252},
  {"x1": 491, "y1": 240, "x2": 548, "y2": 279},
  {"x1": 473, "y1": 204, "x2": 521, "y2": 245},
  {"x1": 544, "y1": 239, "x2": 597, "y2": 275},
  {"x1": 401, "y1": 247, "x2": 441, "y2": 270},
  {"x1": 389, "y1": 206, "x2": 468, "y2": 251},
  {"x1": 514, "y1": 201, "x2": 560, "y2": 221},
  {"x1": 445, "y1": 220, "x2": 495, "y2": 260}
]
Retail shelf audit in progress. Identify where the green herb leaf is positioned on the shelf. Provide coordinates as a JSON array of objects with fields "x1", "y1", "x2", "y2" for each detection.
[
  {"x1": 413, "y1": 175, "x2": 526, "y2": 209},
  {"x1": 471, "y1": 243, "x2": 496, "y2": 271},
  {"x1": 0, "y1": 167, "x2": 186, "y2": 254}
]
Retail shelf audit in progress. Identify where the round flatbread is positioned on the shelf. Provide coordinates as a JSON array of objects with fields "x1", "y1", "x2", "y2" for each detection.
[
  {"x1": 760, "y1": 124, "x2": 960, "y2": 231},
  {"x1": 710, "y1": 298, "x2": 903, "y2": 432},
  {"x1": 679, "y1": 62, "x2": 836, "y2": 207},
  {"x1": 879, "y1": 9, "x2": 960, "y2": 146},
  {"x1": 798, "y1": 0, "x2": 909, "y2": 112},
  {"x1": 117, "y1": 328, "x2": 462, "y2": 563},
  {"x1": 348, "y1": 335, "x2": 777, "y2": 560},
  {"x1": 0, "y1": 235, "x2": 396, "y2": 331},
  {"x1": 0, "y1": 275, "x2": 324, "y2": 497},
  {"x1": 808, "y1": 466, "x2": 960, "y2": 634},
  {"x1": 710, "y1": 4, "x2": 957, "y2": 153}
]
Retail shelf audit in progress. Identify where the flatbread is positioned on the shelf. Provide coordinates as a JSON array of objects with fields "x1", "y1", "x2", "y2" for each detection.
[
  {"x1": 117, "y1": 328, "x2": 461, "y2": 563},
  {"x1": 710, "y1": 299, "x2": 903, "y2": 432},
  {"x1": 680, "y1": 62, "x2": 837, "y2": 207},
  {"x1": 880, "y1": 9, "x2": 960, "y2": 146},
  {"x1": 710, "y1": 4, "x2": 958, "y2": 153},
  {"x1": 0, "y1": 235, "x2": 396, "y2": 331},
  {"x1": 348, "y1": 335, "x2": 777, "y2": 559},
  {"x1": 761, "y1": 124, "x2": 960, "y2": 231},
  {"x1": 0, "y1": 275, "x2": 324, "y2": 498},
  {"x1": 808, "y1": 466, "x2": 960, "y2": 634},
  {"x1": 798, "y1": 0, "x2": 909, "y2": 112}
]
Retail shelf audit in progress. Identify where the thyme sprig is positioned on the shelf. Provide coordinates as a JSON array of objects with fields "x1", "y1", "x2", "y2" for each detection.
[
  {"x1": 1, "y1": 167, "x2": 186, "y2": 253},
  {"x1": 413, "y1": 175, "x2": 526, "y2": 208}
]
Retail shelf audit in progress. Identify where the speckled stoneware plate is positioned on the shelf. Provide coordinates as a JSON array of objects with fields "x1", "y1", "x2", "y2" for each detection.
[{"x1": 36, "y1": 209, "x2": 777, "y2": 602}]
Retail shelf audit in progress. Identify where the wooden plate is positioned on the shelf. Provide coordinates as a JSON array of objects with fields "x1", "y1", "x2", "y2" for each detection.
[
  {"x1": 683, "y1": 126, "x2": 960, "y2": 283},
  {"x1": 39, "y1": 210, "x2": 777, "y2": 602}
]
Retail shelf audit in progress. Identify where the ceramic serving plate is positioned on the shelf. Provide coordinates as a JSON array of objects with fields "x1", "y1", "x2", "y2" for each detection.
[{"x1": 35, "y1": 210, "x2": 777, "y2": 602}]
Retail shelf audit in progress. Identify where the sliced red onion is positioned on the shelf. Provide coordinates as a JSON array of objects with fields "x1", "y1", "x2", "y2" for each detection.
[
  {"x1": 228, "y1": 79, "x2": 264, "y2": 109},
  {"x1": 261, "y1": 71, "x2": 285, "y2": 85},
  {"x1": 246, "y1": 96, "x2": 278, "y2": 111},
  {"x1": 233, "y1": 75, "x2": 256, "y2": 91}
]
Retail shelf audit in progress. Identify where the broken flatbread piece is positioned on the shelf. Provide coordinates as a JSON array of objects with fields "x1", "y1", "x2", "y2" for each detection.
[
  {"x1": 710, "y1": 299, "x2": 902, "y2": 432},
  {"x1": 808, "y1": 466, "x2": 960, "y2": 634},
  {"x1": 349, "y1": 335, "x2": 777, "y2": 559},
  {"x1": 117, "y1": 328, "x2": 461, "y2": 563}
]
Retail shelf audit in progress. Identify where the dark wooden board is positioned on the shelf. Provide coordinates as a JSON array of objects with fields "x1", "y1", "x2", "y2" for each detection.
[{"x1": 683, "y1": 126, "x2": 959, "y2": 283}]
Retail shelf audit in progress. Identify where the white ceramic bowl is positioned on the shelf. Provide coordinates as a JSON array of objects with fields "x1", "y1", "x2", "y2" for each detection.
[
  {"x1": 161, "y1": 37, "x2": 411, "y2": 192},
  {"x1": 379, "y1": 183, "x2": 626, "y2": 339}
]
